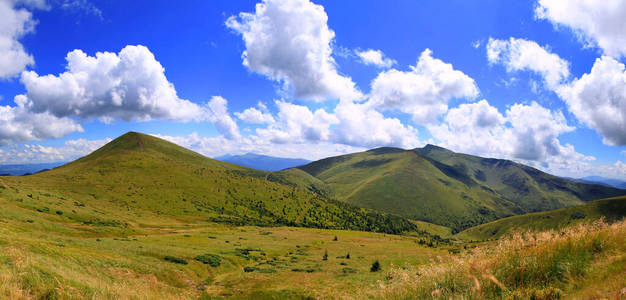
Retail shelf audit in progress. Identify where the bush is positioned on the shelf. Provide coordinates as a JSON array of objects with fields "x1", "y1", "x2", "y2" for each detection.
[
  {"x1": 194, "y1": 254, "x2": 221, "y2": 267},
  {"x1": 370, "y1": 260, "x2": 381, "y2": 272},
  {"x1": 164, "y1": 256, "x2": 188, "y2": 265},
  {"x1": 323, "y1": 250, "x2": 328, "y2": 261}
]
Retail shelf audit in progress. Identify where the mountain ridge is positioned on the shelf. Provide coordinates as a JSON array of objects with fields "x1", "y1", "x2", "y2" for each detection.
[{"x1": 297, "y1": 145, "x2": 625, "y2": 232}]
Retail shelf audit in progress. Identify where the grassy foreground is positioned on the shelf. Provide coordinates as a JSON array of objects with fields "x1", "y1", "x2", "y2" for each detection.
[{"x1": 368, "y1": 218, "x2": 626, "y2": 299}]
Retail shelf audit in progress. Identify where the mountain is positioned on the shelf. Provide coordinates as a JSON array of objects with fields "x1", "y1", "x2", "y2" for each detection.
[
  {"x1": 0, "y1": 162, "x2": 66, "y2": 176},
  {"x1": 215, "y1": 153, "x2": 310, "y2": 171},
  {"x1": 457, "y1": 196, "x2": 626, "y2": 241},
  {"x1": 2, "y1": 132, "x2": 419, "y2": 234},
  {"x1": 578, "y1": 176, "x2": 626, "y2": 189},
  {"x1": 297, "y1": 145, "x2": 625, "y2": 232}
]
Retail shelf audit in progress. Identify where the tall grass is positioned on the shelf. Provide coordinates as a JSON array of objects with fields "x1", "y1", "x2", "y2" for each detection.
[{"x1": 367, "y1": 219, "x2": 626, "y2": 299}]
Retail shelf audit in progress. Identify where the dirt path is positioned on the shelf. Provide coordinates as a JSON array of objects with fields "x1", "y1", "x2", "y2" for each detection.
[{"x1": 135, "y1": 133, "x2": 145, "y2": 151}]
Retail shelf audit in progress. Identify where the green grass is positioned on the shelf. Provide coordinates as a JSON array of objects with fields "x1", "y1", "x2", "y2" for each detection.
[
  {"x1": 296, "y1": 145, "x2": 624, "y2": 232},
  {"x1": 0, "y1": 132, "x2": 623, "y2": 299},
  {"x1": 457, "y1": 196, "x2": 626, "y2": 240},
  {"x1": 2, "y1": 132, "x2": 424, "y2": 235}
]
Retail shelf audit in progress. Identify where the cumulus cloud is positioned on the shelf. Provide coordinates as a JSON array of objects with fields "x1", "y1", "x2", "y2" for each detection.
[
  {"x1": 556, "y1": 56, "x2": 626, "y2": 146},
  {"x1": 226, "y1": 0, "x2": 361, "y2": 101},
  {"x1": 536, "y1": 0, "x2": 626, "y2": 58},
  {"x1": 154, "y1": 132, "x2": 364, "y2": 161},
  {"x1": 355, "y1": 49, "x2": 396, "y2": 68},
  {"x1": 0, "y1": 137, "x2": 110, "y2": 163},
  {"x1": 246, "y1": 99, "x2": 420, "y2": 149},
  {"x1": 486, "y1": 37, "x2": 570, "y2": 89},
  {"x1": 331, "y1": 101, "x2": 421, "y2": 148},
  {"x1": 235, "y1": 102, "x2": 275, "y2": 124},
  {"x1": 0, "y1": 0, "x2": 43, "y2": 78},
  {"x1": 16, "y1": 45, "x2": 203, "y2": 122},
  {"x1": 256, "y1": 100, "x2": 338, "y2": 143},
  {"x1": 429, "y1": 99, "x2": 580, "y2": 163},
  {"x1": 368, "y1": 49, "x2": 479, "y2": 124},
  {"x1": 0, "y1": 105, "x2": 82, "y2": 146},
  {"x1": 206, "y1": 96, "x2": 241, "y2": 140}
]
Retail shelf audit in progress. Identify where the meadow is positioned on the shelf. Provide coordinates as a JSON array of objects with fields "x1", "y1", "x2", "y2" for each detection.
[{"x1": 0, "y1": 132, "x2": 624, "y2": 299}]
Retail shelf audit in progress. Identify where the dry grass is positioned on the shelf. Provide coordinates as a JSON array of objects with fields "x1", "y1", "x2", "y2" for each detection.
[{"x1": 365, "y1": 218, "x2": 626, "y2": 299}]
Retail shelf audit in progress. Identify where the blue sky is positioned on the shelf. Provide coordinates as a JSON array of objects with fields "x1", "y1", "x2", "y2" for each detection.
[{"x1": 0, "y1": 0, "x2": 625, "y2": 179}]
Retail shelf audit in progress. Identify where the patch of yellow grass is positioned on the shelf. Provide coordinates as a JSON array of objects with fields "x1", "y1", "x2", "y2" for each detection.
[{"x1": 365, "y1": 218, "x2": 626, "y2": 299}]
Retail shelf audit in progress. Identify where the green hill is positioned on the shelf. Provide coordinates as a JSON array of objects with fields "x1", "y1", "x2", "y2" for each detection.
[
  {"x1": 297, "y1": 145, "x2": 625, "y2": 232},
  {"x1": 0, "y1": 132, "x2": 419, "y2": 234},
  {"x1": 457, "y1": 196, "x2": 626, "y2": 240}
]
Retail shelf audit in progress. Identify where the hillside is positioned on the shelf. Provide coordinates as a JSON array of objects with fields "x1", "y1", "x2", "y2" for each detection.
[
  {"x1": 215, "y1": 153, "x2": 310, "y2": 171},
  {"x1": 297, "y1": 145, "x2": 625, "y2": 232},
  {"x1": 0, "y1": 132, "x2": 419, "y2": 235},
  {"x1": 457, "y1": 196, "x2": 626, "y2": 240}
]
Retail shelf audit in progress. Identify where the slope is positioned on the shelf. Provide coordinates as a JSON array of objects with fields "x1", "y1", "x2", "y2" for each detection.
[
  {"x1": 457, "y1": 196, "x2": 626, "y2": 241},
  {"x1": 297, "y1": 145, "x2": 625, "y2": 232},
  {"x1": 0, "y1": 132, "x2": 417, "y2": 234}
]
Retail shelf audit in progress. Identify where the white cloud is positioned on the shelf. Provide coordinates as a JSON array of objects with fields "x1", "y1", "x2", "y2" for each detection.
[
  {"x1": 256, "y1": 100, "x2": 338, "y2": 143},
  {"x1": 16, "y1": 45, "x2": 204, "y2": 122},
  {"x1": 556, "y1": 56, "x2": 626, "y2": 146},
  {"x1": 206, "y1": 96, "x2": 240, "y2": 140},
  {"x1": 60, "y1": 0, "x2": 103, "y2": 20},
  {"x1": 0, "y1": 105, "x2": 82, "y2": 146},
  {"x1": 429, "y1": 99, "x2": 581, "y2": 164},
  {"x1": 0, "y1": 0, "x2": 42, "y2": 78},
  {"x1": 235, "y1": 102, "x2": 275, "y2": 124},
  {"x1": 0, "y1": 137, "x2": 110, "y2": 163},
  {"x1": 368, "y1": 49, "x2": 479, "y2": 124},
  {"x1": 226, "y1": 0, "x2": 361, "y2": 101},
  {"x1": 331, "y1": 101, "x2": 421, "y2": 148},
  {"x1": 536, "y1": 0, "x2": 626, "y2": 58},
  {"x1": 154, "y1": 132, "x2": 364, "y2": 161},
  {"x1": 355, "y1": 49, "x2": 396, "y2": 68},
  {"x1": 486, "y1": 37, "x2": 570, "y2": 89}
]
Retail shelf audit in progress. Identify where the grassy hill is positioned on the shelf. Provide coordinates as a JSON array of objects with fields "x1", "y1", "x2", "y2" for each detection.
[
  {"x1": 0, "y1": 132, "x2": 420, "y2": 235},
  {"x1": 0, "y1": 132, "x2": 623, "y2": 299},
  {"x1": 457, "y1": 196, "x2": 626, "y2": 240},
  {"x1": 297, "y1": 145, "x2": 625, "y2": 232}
]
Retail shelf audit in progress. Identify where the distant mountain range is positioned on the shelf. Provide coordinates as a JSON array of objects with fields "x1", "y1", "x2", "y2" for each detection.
[
  {"x1": 577, "y1": 176, "x2": 626, "y2": 189},
  {"x1": 215, "y1": 153, "x2": 310, "y2": 171},
  {"x1": 0, "y1": 162, "x2": 66, "y2": 176}
]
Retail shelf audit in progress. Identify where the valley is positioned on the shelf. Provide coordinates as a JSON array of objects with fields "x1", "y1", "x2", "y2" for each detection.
[{"x1": 0, "y1": 132, "x2": 624, "y2": 299}]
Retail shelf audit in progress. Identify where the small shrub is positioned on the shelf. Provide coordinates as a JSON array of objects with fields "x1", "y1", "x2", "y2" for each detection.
[
  {"x1": 333, "y1": 236, "x2": 338, "y2": 241},
  {"x1": 195, "y1": 254, "x2": 221, "y2": 267},
  {"x1": 370, "y1": 260, "x2": 381, "y2": 272},
  {"x1": 346, "y1": 253, "x2": 350, "y2": 259},
  {"x1": 570, "y1": 211, "x2": 586, "y2": 220},
  {"x1": 55, "y1": 210, "x2": 63, "y2": 215},
  {"x1": 342, "y1": 267, "x2": 357, "y2": 274},
  {"x1": 323, "y1": 250, "x2": 328, "y2": 261},
  {"x1": 164, "y1": 256, "x2": 188, "y2": 265}
]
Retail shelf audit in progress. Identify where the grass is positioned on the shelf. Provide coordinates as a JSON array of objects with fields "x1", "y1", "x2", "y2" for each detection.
[
  {"x1": 297, "y1": 145, "x2": 624, "y2": 232},
  {"x1": 0, "y1": 132, "x2": 624, "y2": 299},
  {"x1": 365, "y1": 218, "x2": 626, "y2": 299},
  {"x1": 458, "y1": 196, "x2": 626, "y2": 240}
]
